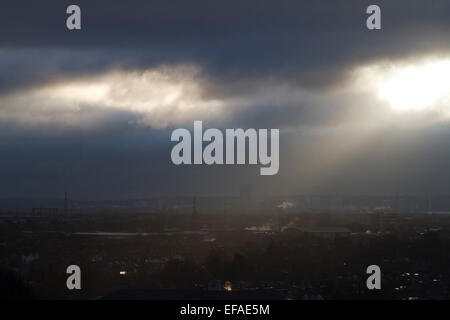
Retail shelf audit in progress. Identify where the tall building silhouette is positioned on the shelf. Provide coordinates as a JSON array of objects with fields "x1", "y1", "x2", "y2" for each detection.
[
  {"x1": 64, "y1": 191, "x2": 68, "y2": 215},
  {"x1": 192, "y1": 196, "x2": 197, "y2": 218}
]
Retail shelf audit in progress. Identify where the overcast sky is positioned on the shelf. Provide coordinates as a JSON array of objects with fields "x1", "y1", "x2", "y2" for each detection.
[{"x1": 0, "y1": 0, "x2": 449, "y2": 199}]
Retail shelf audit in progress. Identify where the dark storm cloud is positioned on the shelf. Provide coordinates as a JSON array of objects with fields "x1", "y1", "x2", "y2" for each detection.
[{"x1": 1, "y1": 0, "x2": 450, "y2": 94}]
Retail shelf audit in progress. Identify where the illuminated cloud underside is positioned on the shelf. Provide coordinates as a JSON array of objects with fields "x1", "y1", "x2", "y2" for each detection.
[
  {"x1": 0, "y1": 65, "x2": 225, "y2": 129},
  {"x1": 1, "y1": 58, "x2": 450, "y2": 132}
]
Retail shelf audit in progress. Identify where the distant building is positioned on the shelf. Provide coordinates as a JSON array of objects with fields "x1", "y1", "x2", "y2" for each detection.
[
  {"x1": 282, "y1": 226, "x2": 351, "y2": 239},
  {"x1": 207, "y1": 280, "x2": 222, "y2": 291},
  {"x1": 100, "y1": 289, "x2": 285, "y2": 300},
  {"x1": 31, "y1": 207, "x2": 58, "y2": 216}
]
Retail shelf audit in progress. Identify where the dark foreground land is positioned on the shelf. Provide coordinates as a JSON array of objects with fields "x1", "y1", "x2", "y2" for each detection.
[{"x1": 1, "y1": 210, "x2": 450, "y2": 300}]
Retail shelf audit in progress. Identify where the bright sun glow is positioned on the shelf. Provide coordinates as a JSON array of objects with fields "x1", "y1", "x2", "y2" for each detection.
[{"x1": 361, "y1": 58, "x2": 450, "y2": 111}]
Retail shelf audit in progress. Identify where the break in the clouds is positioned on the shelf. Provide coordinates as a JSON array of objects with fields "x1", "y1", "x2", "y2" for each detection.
[{"x1": 1, "y1": 0, "x2": 450, "y2": 198}]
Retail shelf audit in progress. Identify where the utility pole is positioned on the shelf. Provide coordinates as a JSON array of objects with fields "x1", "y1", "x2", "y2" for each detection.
[{"x1": 64, "y1": 191, "x2": 68, "y2": 215}]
